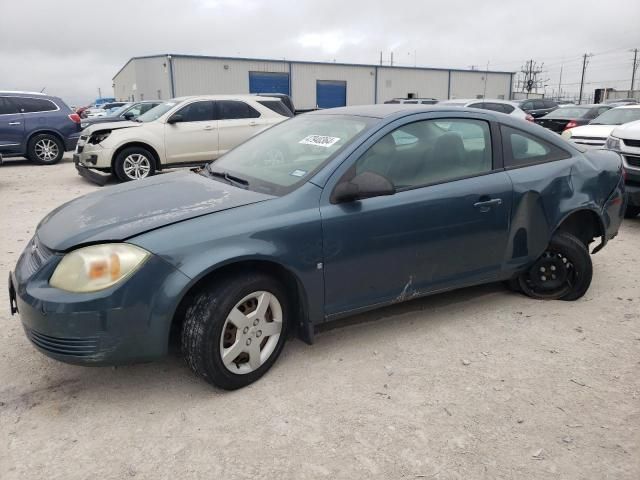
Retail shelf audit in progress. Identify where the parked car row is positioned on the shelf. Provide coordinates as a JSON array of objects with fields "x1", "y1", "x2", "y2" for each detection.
[{"x1": 74, "y1": 95, "x2": 292, "y2": 183}]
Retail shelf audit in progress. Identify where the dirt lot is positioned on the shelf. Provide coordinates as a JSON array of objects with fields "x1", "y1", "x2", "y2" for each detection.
[{"x1": 0, "y1": 156, "x2": 638, "y2": 479}]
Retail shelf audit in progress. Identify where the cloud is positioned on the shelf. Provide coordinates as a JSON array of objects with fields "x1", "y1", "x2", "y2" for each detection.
[
  {"x1": 1, "y1": 0, "x2": 638, "y2": 105},
  {"x1": 297, "y1": 31, "x2": 365, "y2": 55}
]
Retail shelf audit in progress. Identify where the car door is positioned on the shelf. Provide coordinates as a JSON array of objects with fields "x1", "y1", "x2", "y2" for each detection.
[
  {"x1": 215, "y1": 100, "x2": 263, "y2": 157},
  {"x1": 0, "y1": 96, "x2": 25, "y2": 154},
  {"x1": 164, "y1": 100, "x2": 217, "y2": 164},
  {"x1": 320, "y1": 115, "x2": 513, "y2": 317}
]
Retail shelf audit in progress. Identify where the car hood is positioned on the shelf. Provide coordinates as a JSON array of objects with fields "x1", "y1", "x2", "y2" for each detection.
[
  {"x1": 83, "y1": 120, "x2": 142, "y2": 134},
  {"x1": 565, "y1": 124, "x2": 615, "y2": 138},
  {"x1": 611, "y1": 119, "x2": 640, "y2": 140},
  {"x1": 37, "y1": 170, "x2": 274, "y2": 251}
]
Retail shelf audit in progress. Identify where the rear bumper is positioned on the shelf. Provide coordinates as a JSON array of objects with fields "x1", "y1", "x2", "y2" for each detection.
[{"x1": 64, "y1": 134, "x2": 80, "y2": 152}]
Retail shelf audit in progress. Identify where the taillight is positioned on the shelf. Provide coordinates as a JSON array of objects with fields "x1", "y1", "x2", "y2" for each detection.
[
  {"x1": 564, "y1": 120, "x2": 578, "y2": 130},
  {"x1": 525, "y1": 114, "x2": 534, "y2": 122},
  {"x1": 68, "y1": 113, "x2": 81, "y2": 124}
]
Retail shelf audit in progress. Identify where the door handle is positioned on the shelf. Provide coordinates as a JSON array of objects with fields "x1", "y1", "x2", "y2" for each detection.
[
  {"x1": 8, "y1": 122, "x2": 21, "y2": 126},
  {"x1": 473, "y1": 198, "x2": 502, "y2": 212},
  {"x1": 249, "y1": 121, "x2": 257, "y2": 126},
  {"x1": 203, "y1": 125, "x2": 213, "y2": 130}
]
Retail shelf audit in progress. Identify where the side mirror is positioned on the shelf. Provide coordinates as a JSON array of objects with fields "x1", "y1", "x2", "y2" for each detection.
[
  {"x1": 167, "y1": 113, "x2": 183, "y2": 124},
  {"x1": 332, "y1": 171, "x2": 395, "y2": 203},
  {"x1": 123, "y1": 111, "x2": 135, "y2": 120}
]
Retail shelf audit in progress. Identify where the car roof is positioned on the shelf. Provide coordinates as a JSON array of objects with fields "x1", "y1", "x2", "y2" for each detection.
[
  {"x1": 0, "y1": 90, "x2": 51, "y2": 97},
  {"x1": 307, "y1": 104, "x2": 509, "y2": 119},
  {"x1": 440, "y1": 98, "x2": 520, "y2": 107},
  {"x1": 169, "y1": 94, "x2": 279, "y2": 102}
]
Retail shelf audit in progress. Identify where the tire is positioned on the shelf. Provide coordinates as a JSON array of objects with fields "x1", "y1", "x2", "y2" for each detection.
[
  {"x1": 181, "y1": 273, "x2": 290, "y2": 390},
  {"x1": 28, "y1": 134, "x2": 64, "y2": 165},
  {"x1": 518, "y1": 231, "x2": 592, "y2": 301},
  {"x1": 114, "y1": 146, "x2": 156, "y2": 182},
  {"x1": 624, "y1": 206, "x2": 640, "y2": 219}
]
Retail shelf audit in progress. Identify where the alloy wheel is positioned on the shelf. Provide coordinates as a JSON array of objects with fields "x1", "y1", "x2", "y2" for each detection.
[
  {"x1": 123, "y1": 154, "x2": 151, "y2": 180},
  {"x1": 34, "y1": 139, "x2": 59, "y2": 162}
]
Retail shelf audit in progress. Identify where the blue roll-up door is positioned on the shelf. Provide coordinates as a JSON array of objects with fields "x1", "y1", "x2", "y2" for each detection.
[
  {"x1": 316, "y1": 80, "x2": 347, "y2": 109},
  {"x1": 249, "y1": 72, "x2": 290, "y2": 94}
]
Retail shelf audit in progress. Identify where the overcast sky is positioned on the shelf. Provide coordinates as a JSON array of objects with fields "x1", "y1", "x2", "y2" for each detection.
[{"x1": 1, "y1": 0, "x2": 639, "y2": 106}]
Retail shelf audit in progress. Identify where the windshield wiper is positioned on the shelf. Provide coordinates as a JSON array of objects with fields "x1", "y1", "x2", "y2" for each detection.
[{"x1": 206, "y1": 165, "x2": 250, "y2": 188}]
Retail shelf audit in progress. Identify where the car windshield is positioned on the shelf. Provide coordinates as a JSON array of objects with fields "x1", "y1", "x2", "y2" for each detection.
[
  {"x1": 545, "y1": 107, "x2": 590, "y2": 119},
  {"x1": 205, "y1": 114, "x2": 375, "y2": 196},
  {"x1": 108, "y1": 103, "x2": 133, "y2": 117},
  {"x1": 590, "y1": 108, "x2": 640, "y2": 125},
  {"x1": 136, "y1": 100, "x2": 182, "y2": 122}
]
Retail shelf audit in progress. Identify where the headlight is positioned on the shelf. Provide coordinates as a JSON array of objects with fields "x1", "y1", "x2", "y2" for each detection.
[
  {"x1": 50, "y1": 243, "x2": 149, "y2": 292},
  {"x1": 88, "y1": 130, "x2": 111, "y2": 145},
  {"x1": 605, "y1": 136, "x2": 621, "y2": 151}
]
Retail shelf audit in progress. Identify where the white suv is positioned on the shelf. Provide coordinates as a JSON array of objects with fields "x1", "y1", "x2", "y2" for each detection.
[{"x1": 74, "y1": 95, "x2": 291, "y2": 183}]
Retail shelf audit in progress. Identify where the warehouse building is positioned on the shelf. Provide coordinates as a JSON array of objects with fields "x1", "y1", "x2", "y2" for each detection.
[{"x1": 112, "y1": 54, "x2": 514, "y2": 110}]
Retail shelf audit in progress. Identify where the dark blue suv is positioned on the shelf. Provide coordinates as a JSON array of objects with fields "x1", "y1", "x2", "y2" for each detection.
[{"x1": 0, "y1": 91, "x2": 81, "y2": 165}]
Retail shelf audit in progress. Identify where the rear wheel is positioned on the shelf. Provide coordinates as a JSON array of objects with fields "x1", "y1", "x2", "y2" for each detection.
[
  {"x1": 624, "y1": 206, "x2": 640, "y2": 219},
  {"x1": 114, "y1": 146, "x2": 156, "y2": 182},
  {"x1": 28, "y1": 134, "x2": 64, "y2": 165},
  {"x1": 181, "y1": 273, "x2": 289, "y2": 390},
  {"x1": 518, "y1": 232, "x2": 592, "y2": 301}
]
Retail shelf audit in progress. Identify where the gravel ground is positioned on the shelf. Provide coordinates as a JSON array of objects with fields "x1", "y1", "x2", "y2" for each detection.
[{"x1": 1, "y1": 156, "x2": 639, "y2": 479}]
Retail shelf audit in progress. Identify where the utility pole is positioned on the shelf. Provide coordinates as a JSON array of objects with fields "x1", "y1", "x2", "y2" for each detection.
[
  {"x1": 557, "y1": 64, "x2": 563, "y2": 101},
  {"x1": 578, "y1": 53, "x2": 592, "y2": 105},
  {"x1": 483, "y1": 61, "x2": 490, "y2": 99},
  {"x1": 98, "y1": 87, "x2": 102, "y2": 99},
  {"x1": 379, "y1": 51, "x2": 383, "y2": 66},
  {"x1": 630, "y1": 48, "x2": 638, "y2": 96},
  {"x1": 390, "y1": 52, "x2": 394, "y2": 67},
  {"x1": 518, "y1": 59, "x2": 547, "y2": 97}
]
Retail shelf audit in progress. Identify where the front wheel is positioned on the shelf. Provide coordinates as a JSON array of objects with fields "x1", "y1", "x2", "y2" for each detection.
[
  {"x1": 114, "y1": 147, "x2": 156, "y2": 182},
  {"x1": 517, "y1": 232, "x2": 592, "y2": 301},
  {"x1": 181, "y1": 273, "x2": 290, "y2": 390}
]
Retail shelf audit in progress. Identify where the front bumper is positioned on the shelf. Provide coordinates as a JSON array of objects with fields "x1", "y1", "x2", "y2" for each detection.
[
  {"x1": 74, "y1": 139, "x2": 114, "y2": 185},
  {"x1": 626, "y1": 182, "x2": 640, "y2": 207},
  {"x1": 9, "y1": 239, "x2": 191, "y2": 366}
]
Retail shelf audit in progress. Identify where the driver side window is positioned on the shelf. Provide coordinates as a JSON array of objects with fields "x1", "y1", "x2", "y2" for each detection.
[{"x1": 354, "y1": 118, "x2": 493, "y2": 190}]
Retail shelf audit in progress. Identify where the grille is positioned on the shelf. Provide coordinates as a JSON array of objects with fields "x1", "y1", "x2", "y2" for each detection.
[
  {"x1": 27, "y1": 329, "x2": 99, "y2": 357},
  {"x1": 623, "y1": 138, "x2": 640, "y2": 148},
  {"x1": 624, "y1": 155, "x2": 640, "y2": 168},
  {"x1": 571, "y1": 136, "x2": 606, "y2": 146},
  {"x1": 21, "y1": 236, "x2": 55, "y2": 277}
]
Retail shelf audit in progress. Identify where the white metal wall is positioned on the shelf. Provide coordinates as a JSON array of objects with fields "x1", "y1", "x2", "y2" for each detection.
[
  {"x1": 449, "y1": 71, "x2": 512, "y2": 100},
  {"x1": 291, "y1": 63, "x2": 375, "y2": 110},
  {"x1": 172, "y1": 57, "x2": 289, "y2": 97},
  {"x1": 113, "y1": 57, "x2": 171, "y2": 101},
  {"x1": 135, "y1": 57, "x2": 171, "y2": 101},
  {"x1": 376, "y1": 68, "x2": 449, "y2": 102},
  {"x1": 113, "y1": 60, "x2": 136, "y2": 101},
  {"x1": 113, "y1": 56, "x2": 514, "y2": 105}
]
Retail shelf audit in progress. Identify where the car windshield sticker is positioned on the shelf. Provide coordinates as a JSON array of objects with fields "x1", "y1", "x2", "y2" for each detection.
[
  {"x1": 299, "y1": 135, "x2": 341, "y2": 148},
  {"x1": 290, "y1": 169, "x2": 307, "y2": 177}
]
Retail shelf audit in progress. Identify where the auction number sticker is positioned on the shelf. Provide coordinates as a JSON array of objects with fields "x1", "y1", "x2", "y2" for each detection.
[{"x1": 299, "y1": 135, "x2": 341, "y2": 148}]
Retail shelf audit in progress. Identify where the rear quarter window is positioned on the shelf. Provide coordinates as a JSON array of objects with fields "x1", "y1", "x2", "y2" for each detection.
[
  {"x1": 16, "y1": 97, "x2": 58, "y2": 113},
  {"x1": 501, "y1": 125, "x2": 571, "y2": 168},
  {"x1": 257, "y1": 100, "x2": 293, "y2": 117}
]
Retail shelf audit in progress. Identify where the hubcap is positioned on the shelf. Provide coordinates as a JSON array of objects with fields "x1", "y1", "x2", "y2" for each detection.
[
  {"x1": 220, "y1": 291, "x2": 283, "y2": 374},
  {"x1": 35, "y1": 139, "x2": 59, "y2": 162},
  {"x1": 123, "y1": 154, "x2": 151, "y2": 179}
]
